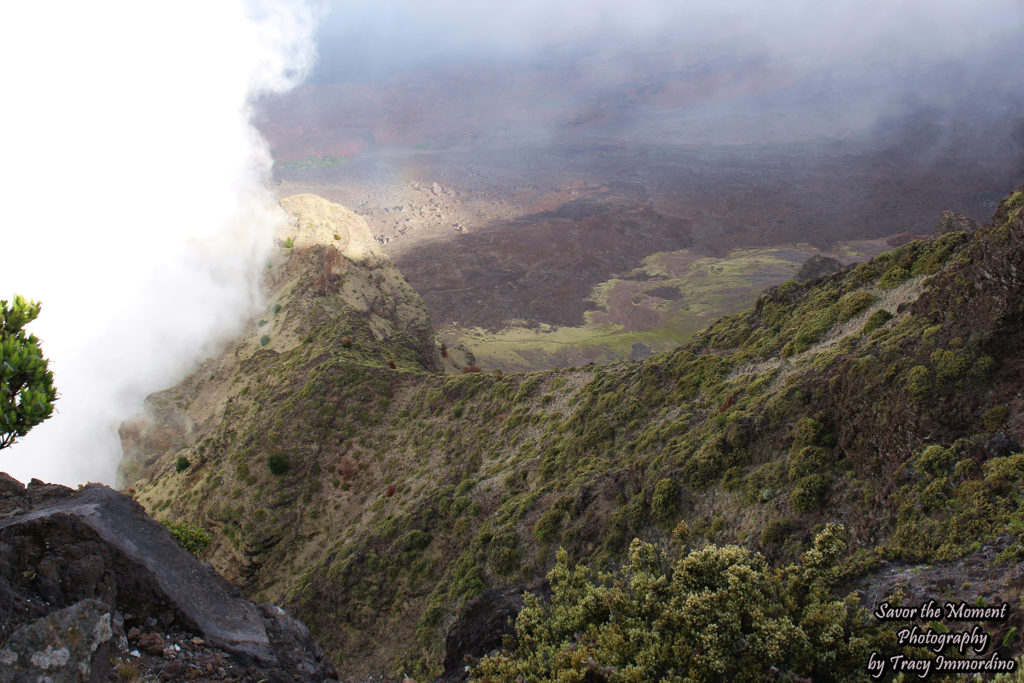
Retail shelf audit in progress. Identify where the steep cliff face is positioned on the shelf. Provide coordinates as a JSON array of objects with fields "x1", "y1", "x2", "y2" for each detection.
[{"x1": 122, "y1": 187, "x2": 1024, "y2": 679}]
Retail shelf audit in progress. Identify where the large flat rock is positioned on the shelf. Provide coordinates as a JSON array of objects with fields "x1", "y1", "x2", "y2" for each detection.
[{"x1": 0, "y1": 474, "x2": 336, "y2": 681}]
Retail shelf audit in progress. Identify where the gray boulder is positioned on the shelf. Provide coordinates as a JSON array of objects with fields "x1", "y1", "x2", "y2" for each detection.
[
  {"x1": 0, "y1": 474, "x2": 336, "y2": 682},
  {"x1": 0, "y1": 599, "x2": 112, "y2": 682}
]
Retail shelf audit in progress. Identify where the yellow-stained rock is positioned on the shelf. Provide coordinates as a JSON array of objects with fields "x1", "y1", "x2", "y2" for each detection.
[{"x1": 279, "y1": 193, "x2": 383, "y2": 262}]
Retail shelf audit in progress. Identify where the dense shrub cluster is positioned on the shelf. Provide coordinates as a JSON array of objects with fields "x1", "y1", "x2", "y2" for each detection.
[
  {"x1": 473, "y1": 525, "x2": 876, "y2": 682},
  {"x1": 889, "y1": 443, "x2": 1024, "y2": 561}
]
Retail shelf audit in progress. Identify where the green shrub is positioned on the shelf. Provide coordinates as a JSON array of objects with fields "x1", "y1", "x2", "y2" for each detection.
[
  {"x1": 954, "y1": 458, "x2": 976, "y2": 480},
  {"x1": 983, "y1": 405, "x2": 1010, "y2": 432},
  {"x1": 862, "y1": 309, "x2": 893, "y2": 334},
  {"x1": 877, "y1": 266, "x2": 910, "y2": 289},
  {"x1": 283, "y1": 237, "x2": 294, "y2": 248},
  {"x1": 788, "y1": 446, "x2": 830, "y2": 481},
  {"x1": 624, "y1": 493, "x2": 647, "y2": 530},
  {"x1": 761, "y1": 518, "x2": 795, "y2": 546},
  {"x1": 911, "y1": 249, "x2": 949, "y2": 276},
  {"x1": 914, "y1": 445, "x2": 955, "y2": 476},
  {"x1": 175, "y1": 455, "x2": 190, "y2": 473},
  {"x1": 489, "y1": 530, "x2": 520, "y2": 575},
  {"x1": 682, "y1": 450, "x2": 725, "y2": 488},
  {"x1": 402, "y1": 529, "x2": 432, "y2": 552},
  {"x1": 513, "y1": 376, "x2": 542, "y2": 402},
  {"x1": 905, "y1": 365, "x2": 932, "y2": 399},
  {"x1": 791, "y1": 417, "x2": 825, "y2": 449},
  {"x1": 791, "y1": 474, "x2": 829, "y2": 513},
  {"x1": 534, "y1": 508, "x2": 563, "y2": 544},
  {"x1": 539, "y1": 449, "x2": 564, "y2": 480},
  {"x1": 985, "y1": 453, "x2": 1024, "y2": 488},
  {"x1": 912, "y1": 232, "x2": 964, "y2": 274},
  {"x1": 837, "y1": 291, "x2": 876, "y2": 321},
  {"x1": 651, "y1": 478, "x2": 681, "y2": 520},
  {"x1": 919, "y1": 477, "x2": 949, "y2": 511},
  {"x1": 741, "y1": 461, "x2": 786, "y2": 506},
  {"x1": 974, "y1": 355, "x2": 996, "y2": 379},
  {"x1": 931, "y1": 349, "x2": 971, "y2": 381},
  {"x1": 720, "y1": 466, "x2": 744, "y2": 491},
  {"x1": 267, "y1": 452, "x2": 289, "y2": 475},
  {"x1": 260, "y1": 335, "x2": 271, "y2": 347},
  {"x1": 473, "y1": 526, "x2": 873, "y2": 682},
  {"x1": 712, "y1": 518, "x2": 729, "y2": 540},
  {"x1": 788, "y1": 332, "x2": 819, "y2": 355},
  {"x1": 0, "y1": 295, "x2": 57, "y2": 451},
  {"x1": 162, "y1": 520, "x2": 211, "y2": 556}
]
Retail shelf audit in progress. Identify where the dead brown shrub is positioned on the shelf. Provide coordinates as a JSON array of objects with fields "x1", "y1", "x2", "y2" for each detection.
[{"x1": 338, "y1": 455, "x2": 358, "y2": 481}]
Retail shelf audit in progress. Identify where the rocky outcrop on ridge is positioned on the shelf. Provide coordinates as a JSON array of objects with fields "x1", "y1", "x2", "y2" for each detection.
[
  {"x1": 933, "y1": 209, "x2": 982, "y2": 235},
  {"x1": 279, "y1": 193, "x2": 383, "y2": 262},
  {"x1": 794, "y1": 254, "x2": 844, "y2": 282}
]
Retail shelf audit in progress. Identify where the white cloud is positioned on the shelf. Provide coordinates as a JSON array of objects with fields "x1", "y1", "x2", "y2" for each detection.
[{"x1": 0, "y1": 1, "x2": 317, "y2": 485}]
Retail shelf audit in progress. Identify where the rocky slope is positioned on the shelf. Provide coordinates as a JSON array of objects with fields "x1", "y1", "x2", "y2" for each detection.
[
  {"x1": 0, "y1": 473, "x2": 336, "y2": 682},
  {"x1": 121, "y1": 186, "x2": 1024, "y2": 679}
]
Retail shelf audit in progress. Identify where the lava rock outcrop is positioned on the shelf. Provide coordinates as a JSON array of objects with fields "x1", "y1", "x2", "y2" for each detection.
[{"x1": 0, "y1": 474, "x2": 336, "y2": 682}]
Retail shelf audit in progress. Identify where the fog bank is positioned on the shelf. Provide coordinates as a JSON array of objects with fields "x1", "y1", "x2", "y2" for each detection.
[
  {"x1": 0, "y1": 1, "x2": 316, "y2": 485},
  {"x1": 299, "y1": 0, "x2": 1024, "y2": 149}
]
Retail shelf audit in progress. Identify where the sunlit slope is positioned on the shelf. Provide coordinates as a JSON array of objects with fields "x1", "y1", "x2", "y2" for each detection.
[{"x1": 123, "y1": 188, "x2": 1024, "y2": 679}]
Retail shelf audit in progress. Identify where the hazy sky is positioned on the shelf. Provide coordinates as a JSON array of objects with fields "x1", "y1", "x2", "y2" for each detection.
[
  {"x1": 311, "y1": 0, "x2": 1024, "y2": 80},
  {"x1": 0, "y1": 1, "x2": 316, "y2": 485},
  {"x1": 280, "y1": 1, "x2": 1024, "y2": 157}
]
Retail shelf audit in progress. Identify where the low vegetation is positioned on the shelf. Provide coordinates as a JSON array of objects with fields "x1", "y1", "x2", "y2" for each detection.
[
  {"x1": 124, "y1": 186, "x2": 1024, "y2": 679},
  {"x1": 473, "y1": 526, "x2": 879, "y2": 682},
  {"x1": 162, "y1": 520, "x2": 211, "y2": 556}
]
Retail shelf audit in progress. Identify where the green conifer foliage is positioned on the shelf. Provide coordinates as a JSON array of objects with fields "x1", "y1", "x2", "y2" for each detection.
[{"x1": 0, "y1": 295, "x2": 57, "y2": 450}]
